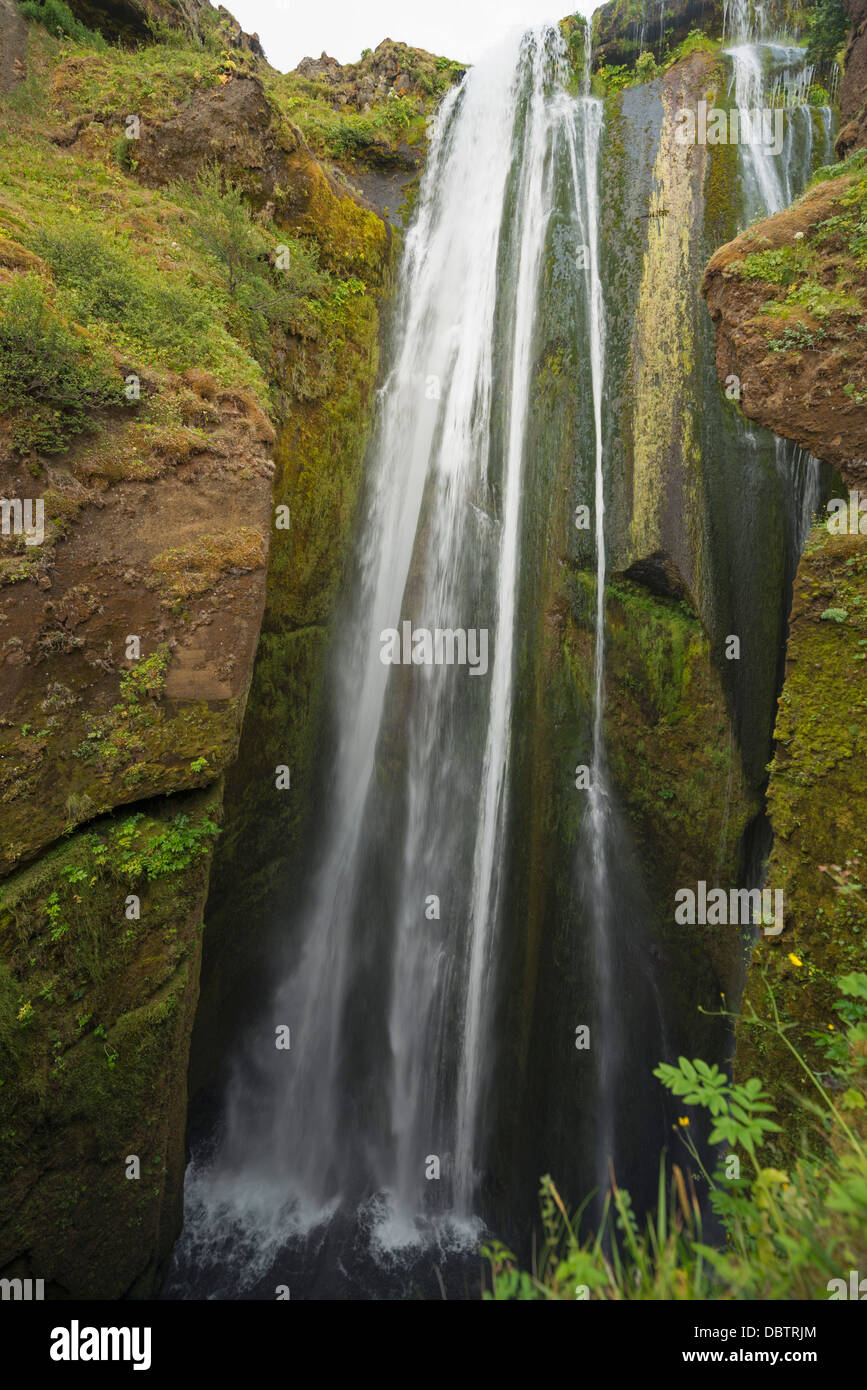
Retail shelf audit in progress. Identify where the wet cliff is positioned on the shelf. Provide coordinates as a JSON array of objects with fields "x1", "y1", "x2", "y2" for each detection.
[{"x1": 1, "y1": 0, "x2": 863, "y2": 1296}]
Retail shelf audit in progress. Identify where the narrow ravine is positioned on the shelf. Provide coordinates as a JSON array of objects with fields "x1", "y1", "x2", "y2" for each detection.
[{"x1": 168, "y1": 8, "x2": 839, "y2": 1300}]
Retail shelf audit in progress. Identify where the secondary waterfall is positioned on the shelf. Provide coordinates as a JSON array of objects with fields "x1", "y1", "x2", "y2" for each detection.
[
  {"x1": 724, "y1": 11, "x2": 833, "y2": 596},
  {"x1": 173, "y1": 24, "x2": 594, "y2": 1291},
  {"x1": 562, "y1": 25, "x2": 616, "y2": 1199}
]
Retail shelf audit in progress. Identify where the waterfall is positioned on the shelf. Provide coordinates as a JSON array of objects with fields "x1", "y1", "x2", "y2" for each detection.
[
  {"x1": 560, "y1": 23, "x2": 618, "y2": 1197},
  {"x1": 166, "y1": 3, "x2": 838, "y2": 1300},
  {"x1": 723, "y1": 13, "x2": 833, "y2": 562},
  {"x1": 721, "y1": 7, "x2": 832, "y2": 967},
  {"x1": 171, "y1": 24, "x2": 583, "y2": 1291},
  {"x1": 724, "y1": 2, "x2": 834, "y2": 222}
]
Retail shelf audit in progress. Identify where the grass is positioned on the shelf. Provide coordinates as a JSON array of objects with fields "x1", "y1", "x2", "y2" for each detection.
[
  {"x1": 724, "y1": 160, "x2": 867, "y2": 361},
  {"x1": 0, "y1": 273, "x2": 127, "y2": 453},
  {"x1": 484, "y1": 971, "x2": 867, "y2": 1300}
]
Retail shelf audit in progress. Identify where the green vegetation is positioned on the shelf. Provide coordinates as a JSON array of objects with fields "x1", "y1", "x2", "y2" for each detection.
[
  {"x1": 0, "y1": 786, "x2": 221, "y2": 1297},
  {"x1": 0, "y1": 274, "x2": 126, "y2": 453},
  {"x1": 727, "y1": 163, "x2": 867, "y2": 356},
  {"x1": 168, "y1": 164, "x2": 338, "y2": 372},
  {"x1": 265, "y1": 45, "x2": 462, "y2": 169},
  {"x1": 35, "y1": 224, "x2": 214, "y2": 369},
  {"x1": 484, "y1": 974, "x2": 867, "y2": 1299},
  {"x1": 805, "y1": 0, "x2": 849, "y2": 67},
  {"x1": 590, "y1": 28, "x2": 720, "y2": 95},
  {"x1": 737, "y1": 527, "x2": 867, "y2": 1147},
  {"x1": 19, "y1": 0, "x2": 106, "y2": 48}
]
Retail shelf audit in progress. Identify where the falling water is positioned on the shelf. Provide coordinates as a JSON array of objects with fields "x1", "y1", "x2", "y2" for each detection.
[
  {"x1": 171, "y1": 24, "x2": 584, "y2": 1293},
  {"x1": 722, "y1": 2, "x2": 833, "y2": 991},
  {"x1": 167, "y1": 1, "x2": 838, "y2": 1299},
  {"x1": 561, "y1": 23, "x2": 618, "y2": 1196},
  {"x1": 723, "y1": 7, "x2": 833, "y2": 569},
  {"x1": 724, "y1": 0, "x2": 834, "y2": 221}
]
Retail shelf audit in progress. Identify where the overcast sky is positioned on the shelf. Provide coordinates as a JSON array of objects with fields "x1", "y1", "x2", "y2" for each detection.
[{"x1": 227, "y1": 1, "x2": 596, "y2": 72}]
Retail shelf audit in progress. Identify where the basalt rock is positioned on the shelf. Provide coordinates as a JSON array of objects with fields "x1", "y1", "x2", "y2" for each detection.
[
  {"x1": 592, "y1": 0, "x2": 724, "y2": 67},
  {"x1": 132, "y1": 74, "x2": 391, "y2": 280},
  {"x1": 837, "y1": 0, "x2": 867, "y2": 155}
]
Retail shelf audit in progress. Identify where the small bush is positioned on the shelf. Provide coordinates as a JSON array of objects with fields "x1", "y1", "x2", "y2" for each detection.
[
  {"x1": 0, "y1": 275, "x2": 125, "y2": 454},
  {"x1": 805, "y1": 0, "x2": 849, "y2": 68},
  {"x1": 34, "y1": 225, "x2": 213, "y2": 369},
  {"x1": 18, "y1": 0, "x2": 105, "y2": 48},
  {"x1": 170, "y1": 164, "x2": 332, "y2": 365}
]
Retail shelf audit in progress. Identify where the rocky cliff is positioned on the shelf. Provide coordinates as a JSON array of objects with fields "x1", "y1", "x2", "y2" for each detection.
[{"x1": 701, "y1": 0, "x2": 867, "y2": 1146}]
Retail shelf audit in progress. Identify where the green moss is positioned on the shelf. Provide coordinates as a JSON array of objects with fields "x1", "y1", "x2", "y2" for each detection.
[
  {"x1": 148, "y1": 528, "x2": 265, "y2": 605},
  {"x1": 0, "y1": 785, "x2": 221, "y2": 1297},
  {"x1": 0, "y1": 640, "x2": 243, "y2": 872},
  {"x1": 736, "y1": 526, "x2": 867, "y2": 1155}
]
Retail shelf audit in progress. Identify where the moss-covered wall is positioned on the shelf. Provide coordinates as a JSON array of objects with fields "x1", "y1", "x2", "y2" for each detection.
[
  {"x1": 0, "y1": 785, "x2": 220, "y2": 1297},
  {"x1": 736, "y1": 525, "x2": 867, "y2": 1152}
]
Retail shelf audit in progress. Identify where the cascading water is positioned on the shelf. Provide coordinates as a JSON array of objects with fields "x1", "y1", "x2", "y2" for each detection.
[
  {"x1": 561, "y1": 24, "x2": 618, "y2": 1200},
  {"x1": 721, "y1": 3, "x2": 833, "y2": 974},
  {"x1": 725, "y1": 0, "x2": 834, "y2": 222},
  {"x1": 171, "y1": 24, "x2": 590, "y2": 1296},
  {"x1": 167, "y1": 3, "x2": 839, "y2": 1301},
  {"x1": 725, "y1": 10, "x2": 834, "y2": 583}
]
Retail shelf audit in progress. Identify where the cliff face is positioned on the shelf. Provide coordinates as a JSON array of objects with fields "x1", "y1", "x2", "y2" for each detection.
[
  {"x1": 0, "y1": 0, "x2": 415, "y2": 1296},
  {"x1": 837, "y1": 0, "x2": 867, "y2": 154},
  {"x1": 703, "y1": 169, "x2": 867, "y2": 485},
  {"x1": 700, "y1": 4, "x2": 867, "y2": 1146},
  {"x1": 591, "y1": 0, "x2": 725, "y2": 67},
  {"x1": 495, "y1": 39, "x2": 793, "y2": 1217},
  {"x1": 65, "y1": 0, "x2": 265, "y2": 53}
]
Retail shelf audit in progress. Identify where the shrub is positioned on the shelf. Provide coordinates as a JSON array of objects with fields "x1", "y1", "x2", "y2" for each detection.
[
  {"x1": 484, "y1": 972, "x2": 867, "y2": 1300},
  {"x1": 805, "y1": 0, "x2": 849, "y2": 68},
  {"x1": 0, "y1": 274, "x2": 125, "y2": 453},
  {"x1": 34, "y1": 225, "x2": 213, "y2": 369},
  {"x1": 18, "y1": 0, "x2": 106, "y2": 47},
  {"x1": 170, "y1": 165, "x2": 332, "y2": 365}
]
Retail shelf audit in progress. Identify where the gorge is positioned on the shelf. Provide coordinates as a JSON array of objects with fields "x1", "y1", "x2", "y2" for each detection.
[{"x1": 0, "y1": 0, "x2": 865, "y2": 1304}]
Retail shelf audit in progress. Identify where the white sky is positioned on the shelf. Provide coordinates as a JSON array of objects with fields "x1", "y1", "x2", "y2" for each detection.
[{"x1": 227, "y1": 1, "x2": 597, "y2": 72}]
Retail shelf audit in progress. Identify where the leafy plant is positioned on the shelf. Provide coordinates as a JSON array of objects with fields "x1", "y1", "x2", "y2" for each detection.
[
  {"x1": 18, "y1": 0, "x2": 106, "y2": 48},
  {"x1": 484, "y1": 974, "x2": 867, "y2": 1299},
  {"x1": 0, "y1": 275, "x2": 126, "y2": 453},
  {"x1": 805, "y1": 0, "x2": 849, "y2": 67}
]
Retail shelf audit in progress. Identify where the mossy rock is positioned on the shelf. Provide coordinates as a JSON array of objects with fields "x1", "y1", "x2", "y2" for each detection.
[
  {"x1": 0, "y1": 783, "x2": 221, "y2": 1297},
  {"x1": 736, "y1": 525, "x2": 867, "y2": 1157}
]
